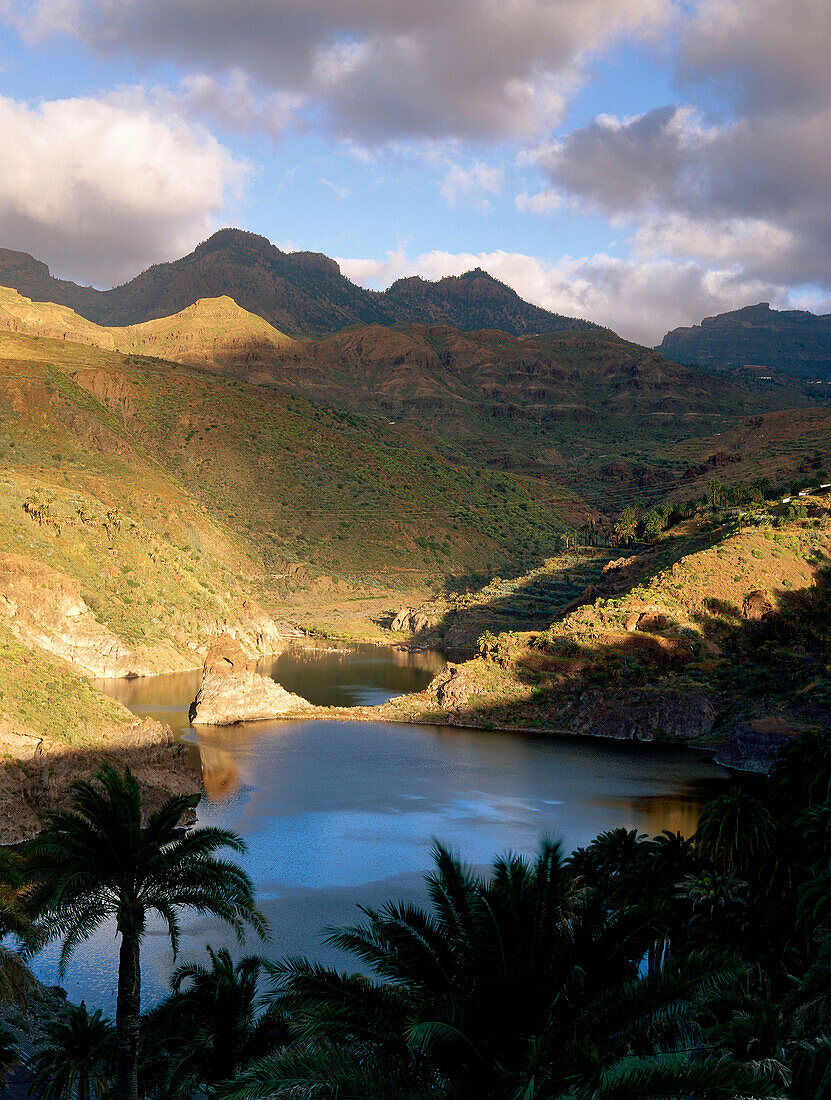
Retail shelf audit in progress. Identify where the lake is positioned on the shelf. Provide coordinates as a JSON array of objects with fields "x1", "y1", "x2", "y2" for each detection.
[{"x1": 33, "y1": 641, "x2": 731, "y2": 1009}]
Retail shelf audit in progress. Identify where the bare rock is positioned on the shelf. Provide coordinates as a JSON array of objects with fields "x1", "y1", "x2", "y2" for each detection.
[
  {"x1": 0, "y1": 553, "x2": 152, "y2": 678},
  {"x1": 190, "y1": 635, "x2": 313, "y2": 725},
  {"x1": 435, "y1": 663, "x2": 477, "y2": 710},
  {"x1": 0, "y1": 716, "x2": 200, "y2": 844},
  {"x1": 390, "y1": 608, "x2": 439, "y2": 634},
  {"x1": 715, "y1": 716, "x2": 811, "y2": 773},
  {"x1": 203, "y1": 634, "x2": 255, "y2": 675},
  {"x1": 565, "y1": 688, "x2": 717, "y2": 742}
]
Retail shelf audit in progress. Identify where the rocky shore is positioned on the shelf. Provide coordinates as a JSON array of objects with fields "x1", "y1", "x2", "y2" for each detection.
[{"x1": 0, "y1": 714, "x2": 201, "y2": 844}]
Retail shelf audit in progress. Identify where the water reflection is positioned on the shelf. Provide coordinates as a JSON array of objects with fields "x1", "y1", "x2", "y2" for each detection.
[
  {"x1": 259, "y1": 642, "x2": 445, "y2": 707},
  {"x1": 57, "y1": 643, "x2": 731, "y2": 1012},
  {"x1": 96, "y1": 640, "x2": 445, "y2": 737}
]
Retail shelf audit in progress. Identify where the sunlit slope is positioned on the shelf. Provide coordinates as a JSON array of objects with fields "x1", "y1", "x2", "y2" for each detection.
[
  {"x1": 0, "y1": 286, "x2": 295, "y2": 375},
  {"x1": 0, "y1": 330, "x2": 580, "y2": 588}
]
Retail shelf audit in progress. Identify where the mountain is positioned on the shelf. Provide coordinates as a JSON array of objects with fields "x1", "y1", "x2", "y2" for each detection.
[
  {"x1": 251, "y1": 323, "x2": 818, "y2": 481},
  {"x1": 657, "y1": 302, "x2": 831, "y2": 382},
  {"x1": 383, "y1": 269, "x2": 596, "y2": 335},
  {"x1": 2, "y1": 286, "x2": 819, "y2": 500},
  {"x1": 0, "y1": 286, "x2": 295, "y2": 377},
  {"x1": 0, "y1": 229, "x2": 597, "y2": 337}
]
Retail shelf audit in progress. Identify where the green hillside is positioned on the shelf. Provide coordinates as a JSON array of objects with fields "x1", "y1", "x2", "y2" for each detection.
[{"x1": 0, "y1": 330, "x2": 580, "y2": 610}]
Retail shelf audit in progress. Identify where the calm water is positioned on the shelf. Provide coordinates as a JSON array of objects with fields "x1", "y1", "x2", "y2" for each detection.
[{"x1": 33, "y1": 641, "x2": 731, "y2": 1009}]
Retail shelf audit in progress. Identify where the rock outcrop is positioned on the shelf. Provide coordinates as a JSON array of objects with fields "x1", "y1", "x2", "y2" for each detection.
[
  {"x1": 0, "y1": 716, "x2": 200, "y2": 844},
  {"x1": 564, "y1": 689, "x2": 717, "y2": 743},
  {"x1": 742, "y1": 589, "x2": 775, "y2": 621},
  {"x1": 0, "y1": 553, "x2": 153, "y2": 678},
  {"x1": 189, "y1": 635, "x2": 314, "y2": 725},
  {"x1": 715, "y1": 716, "x2": 809, "y2": 773},
  {"x1": 390, "y1": 608, "x2": 439, "y2": 634}
]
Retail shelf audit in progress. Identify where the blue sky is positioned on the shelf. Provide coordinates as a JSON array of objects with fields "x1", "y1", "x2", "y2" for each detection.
[{"x1": 1, "y1": 0, "x2": 829, "y2": 343}]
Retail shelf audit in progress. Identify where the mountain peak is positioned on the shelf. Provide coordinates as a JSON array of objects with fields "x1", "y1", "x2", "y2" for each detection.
[
  {"x1": 0, "y1": 230, "x2": 596, "y2": 337},
  {"x1": 658, "y1": 301, "x2": 831, "y2": 382}
]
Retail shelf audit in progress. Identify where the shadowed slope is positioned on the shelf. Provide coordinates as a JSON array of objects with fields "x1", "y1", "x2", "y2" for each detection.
[{"x1": 0, "y1": 230, "x2": 596, "y2": 336}]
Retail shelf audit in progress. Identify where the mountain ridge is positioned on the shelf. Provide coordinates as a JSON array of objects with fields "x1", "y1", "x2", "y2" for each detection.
[
  {"x1": 0, "y1": 229, "x2": 599, "y2": 338},
  {"x1": 657, "y1": 301, "x2": 831, "y2": 382}
]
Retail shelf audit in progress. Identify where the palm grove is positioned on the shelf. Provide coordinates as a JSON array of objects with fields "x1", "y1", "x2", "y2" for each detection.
[{"x1": 0, "y1": 733, "x2": 824, "y2": 1100}]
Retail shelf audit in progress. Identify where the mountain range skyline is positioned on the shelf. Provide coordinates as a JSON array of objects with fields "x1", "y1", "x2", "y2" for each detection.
[
  {"x1": 2, "y1": 229, "x2": 829, "y2": 369},
  {"x1": 1, "y1": 0, "x2": 829, "y2": 345}
]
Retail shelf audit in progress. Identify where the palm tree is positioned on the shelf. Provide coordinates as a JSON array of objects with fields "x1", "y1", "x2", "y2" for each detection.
[
  {"x1": 769, "y1": 729, "x2": 831, "y2": 811},
  {"x1": 694, "y1": 788, "x2": 775, "y2": 881},
  {"x1": 27, "y1": 1001, "x2": 116, "y2": 1099},
  {"x1": 222, "y1": 840, "x2": 773, "y2": 1100},
  {"x1": 0, "y1": 847, "x2": 42, "y2": 1010},
  {"x1": 141, "y1": 945, "x2": 285, "y2": 1097},
  {"x1": 0, "y1": 1023, "x2": 20, "y2": 1090},
  {"x1": 25, "y1": 765, "x2": 268, "y2": 1100}
]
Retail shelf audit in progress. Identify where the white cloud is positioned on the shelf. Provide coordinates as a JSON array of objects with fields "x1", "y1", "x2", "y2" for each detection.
[
  {"x1": 174, "y1": 71, "x2": 302, "y2": 140},
  {"x1": 536, "y1": 98, "x2": 831, "y2": 287},
  {"x1": 515, "y1": 188, "x2": 562, "y2": 215},
  {"x1": 440, "y1": 161, "x2": 504, "y2": 210},
  {"x1": 320, "y1": 177, "x2": 350, "y2": 200},
  {"x1": 0, "y1": 92, "x2": 247, "y2": 285},
  {"x1": 338, "y1": 247, "x2": 792, "y2": 345},
  {"x1": 5, "y1": 0, "x2": 671, "y2": 143}
]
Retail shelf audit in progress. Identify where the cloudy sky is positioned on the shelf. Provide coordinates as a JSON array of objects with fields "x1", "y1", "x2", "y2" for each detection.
[{"x1": 1, "y1": 0, "x2": 829, "y2": 343}]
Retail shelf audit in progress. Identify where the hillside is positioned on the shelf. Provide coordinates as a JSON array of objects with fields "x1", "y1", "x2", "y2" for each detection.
[
  {"x1": 0, "y1": 230, "x2": 597, "y2": 337},
  {"x1": 0, "y1": 286, "x2": 295, "y2": 377},
  {"x1": 382, "y1": 510, "x2": 831, "y2": 770},
  {"x1": 0, "y1": 328, "x2": 583, "y2": 600},
  {"x1": 3, "y1": 287, "x2": 825, "y2": 512},
  {"x1": 658, "y1": 302, "x2": 831, "y2": 382},
  {"x1": 269, "y1": 323, "x2": 817, "y2": 477}
]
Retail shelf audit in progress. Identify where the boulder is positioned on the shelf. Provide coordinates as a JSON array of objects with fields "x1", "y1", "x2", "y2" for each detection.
[
  {"x1": 742, "y1": 589, "x2": 775, "y2": 621},
  {"x1": 390, "y1": 608, "x2": 439, "y2": 634},
  {"x1": 189, "y1": 635, "x2": 314, "y2": 725}
]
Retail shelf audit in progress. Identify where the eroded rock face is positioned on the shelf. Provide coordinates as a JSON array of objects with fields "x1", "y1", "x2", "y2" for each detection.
[
  {"x1": 564, "y1": 689, "x2": 717, "y2": 742},
  {"x1": 435, "y1": 664, "x2": 476, "y2": 710},
  {"x1": 742, "y1": 589, "x2": 775, "y2": 621},
  {"x1": 0, "y1": 553, "x2": 152, "y2": 678},
  {"x1": 190, "y1": 635, "x2": 314, "y2": 725},
  {"x1": 715, "y1": 716, "x2": 810, "y2": 773},
  {"x1": 390, "y1": 608, "x2": 439, "y2": 634}
]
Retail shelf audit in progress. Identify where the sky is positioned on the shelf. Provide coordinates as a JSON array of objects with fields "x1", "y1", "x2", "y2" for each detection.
[{"x1": 0, "y1": 0, "x2": 829, "y2": 344}]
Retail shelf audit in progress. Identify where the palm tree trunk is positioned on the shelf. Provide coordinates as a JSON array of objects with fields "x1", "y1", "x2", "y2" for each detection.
[{"x1": 116, "y1": 928, "x2": 141, "y2": 1100}]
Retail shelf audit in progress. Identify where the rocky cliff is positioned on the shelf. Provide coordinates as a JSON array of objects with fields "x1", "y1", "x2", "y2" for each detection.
[
  {"x1": 658, "y1": 302, "x2": 831, "y2": 382},
  {"x1": 189, "y1": 636, "x2": 314, "y2": 725}
]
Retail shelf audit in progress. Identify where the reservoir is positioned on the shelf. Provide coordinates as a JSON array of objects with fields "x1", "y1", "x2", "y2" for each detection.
[{"x1": 33, "y1": 641, "x2": 731, "y2": 1008}]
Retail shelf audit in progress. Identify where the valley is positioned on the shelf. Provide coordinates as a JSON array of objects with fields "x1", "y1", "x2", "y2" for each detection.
[{"x1": 1, "y1": 230, "x2": 830, "y2": 838}]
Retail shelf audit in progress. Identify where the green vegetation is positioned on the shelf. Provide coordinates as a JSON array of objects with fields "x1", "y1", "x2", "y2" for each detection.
[
  {"x1": 0, "y1": 742, "x2": 824, "y2": 1098},
  {"x1": 26, "y1": 766, "x2": 267, "y2": 1099},
  {"x1": 0, "y1": 621, "x2": 128, "y2": 745},
  {"x1": 27, "y1": 1001, "x2": 116, "y2": 1099}
]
